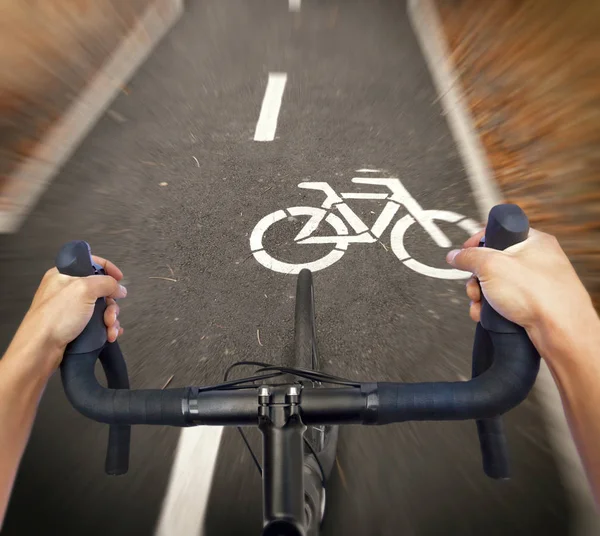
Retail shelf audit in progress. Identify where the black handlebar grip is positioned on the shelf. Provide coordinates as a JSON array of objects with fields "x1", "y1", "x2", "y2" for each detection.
[
  {"x1": 474, "y1": 204, "x2": 534, "y2": 479},
  {"x1": 480, "y1": 204, "x2": 529, "y2": 333},
  {"x1": 57, "y1": 241, "x2": 131, "y2": 475},
  {"x1": 56, "y1": 241, "x2": 107, "y2": 354}
]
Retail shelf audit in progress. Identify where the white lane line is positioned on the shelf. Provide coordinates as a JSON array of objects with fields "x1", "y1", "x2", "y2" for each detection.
[
  {"x1": 289, "y1": 0, "x2": 301, "y2": 12},
  {"x1": 356, "y1": 168, "x2": 382, "y2": 173},
  {"x1": 155, "y1": 426, "x2": 224, "y2": 536},
  {"x1": 408, "y1": 0, "x2": 600, "y2": 531},
  {"x1": 254, "y1": 72, "x2": 288, "y2": 142}
]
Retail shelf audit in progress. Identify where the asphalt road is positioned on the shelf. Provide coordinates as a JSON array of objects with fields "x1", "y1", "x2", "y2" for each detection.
[{"x1": 2, "y1": 1, "x2": 570, "y2": 535}]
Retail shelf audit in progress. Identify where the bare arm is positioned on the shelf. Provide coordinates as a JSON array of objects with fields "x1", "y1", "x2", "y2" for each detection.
[
  {"x1": 447, "y1": 229, "x2": 600, "y2": 504},
  {"x1": 0, "y1": 331, "x2": 58, "y2": 526},
  {"x1": 0, "y1": 258, "x2": 126, "y2": 527}
]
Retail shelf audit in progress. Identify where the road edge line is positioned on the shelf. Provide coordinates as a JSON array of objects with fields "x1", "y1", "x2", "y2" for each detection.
[
  {"x1": 407, "y1": 0, "x2": 599, "y2": 533},
  {"x1": 0, "y1": 0, "x2": 184, "y2": 233}
]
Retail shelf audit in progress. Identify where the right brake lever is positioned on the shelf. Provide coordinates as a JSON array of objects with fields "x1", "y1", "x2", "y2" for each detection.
[{"x1": 472, "y1": 204, "x2": 531, "y2": 479}]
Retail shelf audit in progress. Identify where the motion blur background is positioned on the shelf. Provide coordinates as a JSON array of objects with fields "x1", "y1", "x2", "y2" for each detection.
[{"x1": 1, "y1": 0, "x2": 599, "y2": 534}]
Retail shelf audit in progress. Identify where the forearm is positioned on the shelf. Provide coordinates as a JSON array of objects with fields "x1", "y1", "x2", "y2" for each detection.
[
  {"x1": 0, "y1": 325, "x2": 57, "y2": 527},
  {"x1": 538, "y1": 308, "x2": 600, "y2": 505}
]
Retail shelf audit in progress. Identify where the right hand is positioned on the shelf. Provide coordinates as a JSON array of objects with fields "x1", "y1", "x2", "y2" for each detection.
[{"x1": 446, "y1": 228, "x2": 599, "y2": 361}]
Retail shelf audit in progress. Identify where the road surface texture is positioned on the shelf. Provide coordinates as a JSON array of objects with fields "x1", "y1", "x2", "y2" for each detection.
[{"x1": 2, "y1": 1, "x2": 570, "y2": 535}]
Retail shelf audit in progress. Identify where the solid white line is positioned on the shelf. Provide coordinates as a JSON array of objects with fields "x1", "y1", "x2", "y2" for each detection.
[
  {"x1": 289, "y1": 0, "x2": 301, "y2": 12},
  {"x1": 254, "y1": 73, "x2": 288, "y2": 142},
  {"x1": 155, "y1": 426, "x2": 224, "y2": 536},
  {"x1": 408, "y1": 0, "x2": 600, "y2": 531},
  {"x1": 407, "y1": 0, "x2": 500, "y2": 219}
]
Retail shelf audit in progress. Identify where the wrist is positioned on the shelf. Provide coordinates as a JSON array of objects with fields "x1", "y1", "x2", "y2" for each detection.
[
  {"x1": 4, "y1": 311, "x2": 64, "y2": 382},
  {"x1": 529, "y1": 302, "x2": 600, "y2": 368}
]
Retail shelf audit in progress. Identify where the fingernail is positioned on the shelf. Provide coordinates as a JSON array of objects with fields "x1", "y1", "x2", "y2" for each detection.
[
  {"x1": 119, "y1": 284, "x2": 127, "y2": 296},
  {"x1": 446, "y1": 249, "x2": 460, "y2": 264}
]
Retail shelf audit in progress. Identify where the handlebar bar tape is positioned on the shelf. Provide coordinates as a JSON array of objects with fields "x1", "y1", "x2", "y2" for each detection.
[
  {"x1": 61, "y1": 350, "x2": 190, "y2": 425},
  {"x1": 375, "y1": 329, "x2": 539, "y2": 423},
  {"x1": 472, "y1": 323, "x2": 510, "y2": 479},
  {"x1": 98, "y1": 342, "x2": 131, "y2": 475}
]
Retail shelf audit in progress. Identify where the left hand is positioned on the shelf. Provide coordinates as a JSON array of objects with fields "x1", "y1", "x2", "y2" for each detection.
[{"x1": 10, "y1": 256, "x2": 127, "y2": 375}]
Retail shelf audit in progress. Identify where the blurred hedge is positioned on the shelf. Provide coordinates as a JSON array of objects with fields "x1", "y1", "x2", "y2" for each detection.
[
  {"x1": 436, "y1": 0, "x2": 600, "y2": 304},
  {"x1": 0, "y1": 0, "x2": 149, "y2": 196}
]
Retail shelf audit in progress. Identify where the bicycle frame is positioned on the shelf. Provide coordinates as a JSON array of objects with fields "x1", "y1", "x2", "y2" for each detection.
[{"x1": 296, "y1": 177, "x2": 452, "y2": 248}]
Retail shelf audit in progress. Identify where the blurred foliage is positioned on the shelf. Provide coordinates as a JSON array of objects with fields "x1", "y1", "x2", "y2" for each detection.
[
  {"x1": 437, "y1": 0, "x2": 600, "y2": 305},
  {"x1": 0, "y1": 0, "x2": 148, "y2": 195}
]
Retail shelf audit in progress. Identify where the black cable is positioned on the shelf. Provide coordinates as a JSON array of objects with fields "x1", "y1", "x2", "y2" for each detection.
[
  {"x1": 256, "y1": 365, "x2": 360, "y2": 387},
  {"x1": 224, "y1": 360, "x2": 273, "y2": 382},
  {"x1": 238, "y1": 428, "x2": 262, "y2": 476},
  {"x1": 195, "y1": 372, "x2": 283, "y2": 393},
  {"x1": 303, "y1": 436, "x2": 326, "y2": 487}
]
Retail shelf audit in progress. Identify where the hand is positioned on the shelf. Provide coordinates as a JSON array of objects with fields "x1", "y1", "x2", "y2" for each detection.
[
  {"x1": 8, "y1": 256, "x2": 127, "y2": 376},
  {"x1": 446, "y1": 228, "x2": 599, "y2": 362}
]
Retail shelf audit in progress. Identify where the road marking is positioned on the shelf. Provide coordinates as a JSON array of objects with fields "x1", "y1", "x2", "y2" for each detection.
[
  {"x1": 250, "y1": 178, "x2": 480, "y2": 277},
  {"x1": 289, "y1": 0, "x2": 301, "y2": 12},
  {"x1": 389, "y1": 211, "x2": 479, "y2": 279},
  {"x1": 356, "y1": 168, "x2": 382, "y2": 173},
  {"x1": 408, "y1": 0, "x2": 599, "y2": 530},
  {"x1": 155, "y1": 426, "x2": 223, "y2": 536},
  {"x1": 254, "y1": 72, "x2": 288, "y2": 142}
]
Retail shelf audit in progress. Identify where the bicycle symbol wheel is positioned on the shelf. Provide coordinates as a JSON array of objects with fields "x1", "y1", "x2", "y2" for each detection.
[
  {"x1": 390, "y1": 209, "x2": 481, "y2": 279},
  {"x1": 250, "y1": 207, "x2": 349, "y2": 274}
]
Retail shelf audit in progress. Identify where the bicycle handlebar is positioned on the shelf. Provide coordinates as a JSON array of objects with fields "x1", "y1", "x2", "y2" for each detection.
[{"x1": 58, "y1": 204, "x2": 539, "y2": 479}]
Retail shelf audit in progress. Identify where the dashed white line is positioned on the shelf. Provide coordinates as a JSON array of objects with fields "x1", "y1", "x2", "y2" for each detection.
[
  {"x1": 289, "y1": 0, "x2": 301, "y2": 11},
  {"x1": 356, "y1": 168, "x2": 382, "y2": 173},
  {"x1": 254, "y1": 72, "x2": 288, "y2": 142}
]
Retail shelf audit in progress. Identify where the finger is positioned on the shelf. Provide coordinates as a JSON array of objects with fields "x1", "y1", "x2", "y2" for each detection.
[
  {"x1": 104, "y1": 303, "x2": 120, "y2": 327},
  {"x1": 106, "y1": 297, "x2": 116, "y2": 307},
  {"x1": 470, "y1": 300, "x2": 482, "y2": 322},
  {"x1": 83, "y1": 275, "x2": 127, "y2": 300},
  {"x1": 446, "y1": 246, "x2": 497, "y2": 276},
  {"x1": 107, "y1": 320, "x2": 121, "y2": 343},
  {"x1": 92, "y1": 255, "x2": 124, "y2": 281},
  {"x1": 466, "y1": 276, "x2": 481, "y2": 302},
  {"x1": 462, "y1": 229, "x2": 486, "y2": 249}
]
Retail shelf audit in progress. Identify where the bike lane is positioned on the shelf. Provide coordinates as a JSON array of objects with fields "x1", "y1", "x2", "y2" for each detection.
[
  {"x1": 0, "y1": 1, "x2": 569, "y2": 535},
  {"x1": 204, "y1": 1, "x2": 570, "y2": 535}
]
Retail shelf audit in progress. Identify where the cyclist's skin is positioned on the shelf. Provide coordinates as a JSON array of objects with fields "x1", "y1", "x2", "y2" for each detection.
[
  {"x1": 447, "y1": 228, "x2": 600, "y2": 506},
  {"x1": 1, "y1": 231, "x2": 600, "y2": 527},
  {"x1": 0, "y1": 257, "x2": 126, "y2": 527}
]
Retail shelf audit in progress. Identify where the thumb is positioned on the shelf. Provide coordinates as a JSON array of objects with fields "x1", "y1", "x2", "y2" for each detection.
[
  {"x1": 83, "y1": 275, "x2": 127, "y2": 300},
  {"x1": 446, "y1": 247, "x2": 498, "y2": 277}
]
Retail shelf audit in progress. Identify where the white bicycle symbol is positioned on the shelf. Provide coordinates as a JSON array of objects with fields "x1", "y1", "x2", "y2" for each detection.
[{"x1": 250, "y1": 177, "x2": 481, "y2": 279}]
